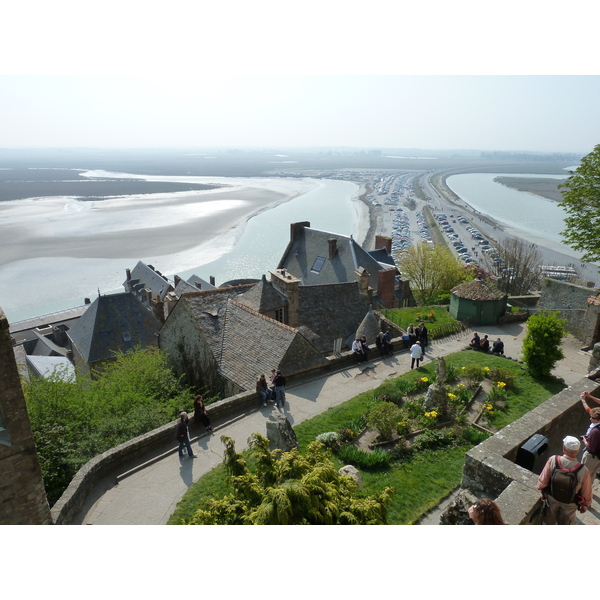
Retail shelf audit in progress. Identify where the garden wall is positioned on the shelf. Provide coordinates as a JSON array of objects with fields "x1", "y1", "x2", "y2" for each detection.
[{"x1": 461, "y1": 377, "x2": 595, "y2": 525}]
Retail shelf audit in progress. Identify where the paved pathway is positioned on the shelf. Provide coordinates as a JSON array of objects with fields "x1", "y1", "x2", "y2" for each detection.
[{"x1": 75, "y1": 322, "x2": 592, "y2": 525}]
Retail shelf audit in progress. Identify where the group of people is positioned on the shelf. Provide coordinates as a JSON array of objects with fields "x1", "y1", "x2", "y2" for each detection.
[
  {"x1": 175, "y1": 394, "x2": 213, "y2": 458},
  {"x1": 375, "y1": 330, "x2": 393, "y2": 357},
  {"x1": 534, "y1": 391, "x2": 600, "y2": 524},
  {"x1": 469, "y1": 332, "x2": 504, "y2": 355},
  {"x1": 406, "y1": 322, "x2": 428, "y2": 348},
  {"x1": 352, "y1": 336, "x2": 371, "y2": 362},
  {"x1": 256, "y1": 369, "x2": 287, "y2": 408}
]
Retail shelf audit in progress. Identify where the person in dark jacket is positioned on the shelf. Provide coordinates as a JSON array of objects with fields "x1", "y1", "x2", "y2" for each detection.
[
  {"x1": 193, "y1": 395, "x2": 213, "y2": 433},
  {"x1": 273, "y1": 371, "x2": 287, "y2": 409},
  {"x1": 492, "y1": 338, "x2": 504, "y2": 355},
  {"x1": 480, "y1": 334, "x2": 490, "y2": 353},
  {"x1": 176, "y1": 411, "x2": 196, "y2": 458},
  {"x1": 417, "y1": 323, "x2": 428, "y2": 349}
]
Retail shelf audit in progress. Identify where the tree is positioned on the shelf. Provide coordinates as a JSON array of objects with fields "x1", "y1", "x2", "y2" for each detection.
[
  {"x1": 398, "y1": 243, "x2": 470, "y2": 305},
  {"x1": 187, "y1": 434, "x2": 395, "y2": 525},
  {"x1": 493, "y1": 237, "x2": 542, "y2": 295},
  {"x1": 521, "y1": 311, "x2": 566, "y2": 377},
  {"x1": 559, "y1": 144, "x2": 600, "y2": 262}
]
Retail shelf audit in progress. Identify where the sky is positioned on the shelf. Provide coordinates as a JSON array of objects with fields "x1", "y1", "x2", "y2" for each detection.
[
  {"x1": 1, "y1": 2, "x2": 598, "y2": 154},
  {"x1": 1, "y1": 75, "x2": 599, "y2": 153}
]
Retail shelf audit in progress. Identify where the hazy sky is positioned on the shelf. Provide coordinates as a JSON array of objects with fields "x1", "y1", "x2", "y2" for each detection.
[{"x1": 1, "y1": 2, "x2": 599, "y2": 154}]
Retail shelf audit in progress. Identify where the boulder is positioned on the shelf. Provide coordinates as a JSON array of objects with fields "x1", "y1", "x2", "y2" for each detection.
[
  {"x1": 266, "y1": 412, "x2": 299, "y2": 453},
  {"x1": 338, "y1": 465, "x2": 363, "y2": 489}
]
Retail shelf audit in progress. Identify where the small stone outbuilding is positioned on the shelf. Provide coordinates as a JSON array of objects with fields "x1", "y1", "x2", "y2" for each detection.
[{"x1": 449, "y1": 279, "x2": 507, "y2": 326}]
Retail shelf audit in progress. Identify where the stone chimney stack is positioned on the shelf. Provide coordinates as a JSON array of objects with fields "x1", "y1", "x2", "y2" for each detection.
[
  {"x1": 356, "y1": 267, "x2": 370, "y2": 297},
  {"x1": 328, "y1": 238, "x2": 337, "y2": 259},
  {"x1": 152, "y1": 295, "x2": 165, "y2": 323},
  {"x1": 145, "y1": 288, "x2": 153, "y2": 306},
  {"x1": 174, "y1": 274, "x2": 181, "y2": 287},
  {"x1": 125, "y1": 268, "x2": 132, "y2": 292},
  {"x1": 375, "y1": 235, "x2": 392, "y2": 255},
  {"x1": 377, "y1": 268, "x2": 396, "y2": 308},
  {"x1": 269, "y1": 269, "x2": 301, "y2": 328}
]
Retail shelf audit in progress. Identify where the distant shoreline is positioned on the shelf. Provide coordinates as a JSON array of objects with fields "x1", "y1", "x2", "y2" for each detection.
[{"x1": 493, "y1": 176, "x2": 566, "y2": 203}]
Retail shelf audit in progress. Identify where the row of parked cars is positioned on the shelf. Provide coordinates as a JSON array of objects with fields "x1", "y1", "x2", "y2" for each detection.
[{"x1": 436, "y1": 212, "x2": 497, "y2": 267}]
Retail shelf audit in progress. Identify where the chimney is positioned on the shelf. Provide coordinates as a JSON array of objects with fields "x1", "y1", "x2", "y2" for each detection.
[
  {"x1": 290, "y1": 221, "x2": 310, "y2": 242},
  {"x1": 126, "y1": 268, "x2": 131, "y2": 281},
  {"x1": 145, "y1": 288, "x2": 152, "y2": 306},
  {"x1": 356, "y1": 267, "x2": 370, "y2": 296},
  {"x1": 269, "y1": 269, "x2": 300, "y2": 328},
  {"x1": 377, "y1": 268, "x2": 396, "y2": 308},
  {"x1": 152, "y1": 295, "x2": 165, "y2": 323},
  {"x1": 375, "y1": 235, "x2": 392, "y2": 255},
  {"x1": 328, "y1": 238, "x2": 337, "y2": 259},
  {"x1": 174, "y1": 274, "x2": 181, "y2": 287},
  {"x1": 210, "y1": 276, "x2": 216, "y2": 287}
]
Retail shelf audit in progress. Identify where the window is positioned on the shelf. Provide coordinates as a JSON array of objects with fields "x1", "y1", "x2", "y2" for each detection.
[
  {"x1": 310, "y1": 257, "x2": 326, "y2": 273},
  {"x1": 275, "y1": 307, "x2": 286, "y2": 323}
]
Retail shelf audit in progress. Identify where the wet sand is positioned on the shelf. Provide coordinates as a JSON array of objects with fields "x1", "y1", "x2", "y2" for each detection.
[{"x1": 0, "y1": 185, "x2": 296, "y2": 269}]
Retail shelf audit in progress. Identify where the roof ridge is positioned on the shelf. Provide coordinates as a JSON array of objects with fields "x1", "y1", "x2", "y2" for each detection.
[{"x1": 229, "y1": 299, "x2": 299, "y2": 333}]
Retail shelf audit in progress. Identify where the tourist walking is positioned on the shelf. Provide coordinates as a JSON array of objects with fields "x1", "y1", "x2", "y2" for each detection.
[
  {"x1": 273, "y1": 370, "x2": 287, "y2": 408},
  {"x1": 536, "y1": 436, "x2": 592, "y2": 524},
  {"x1": 410, "y1": 341, "x2": 423, "y2": 369},
  {"x1": 193, "y1": 395, "x2": 213, "y2": 433},
  {"x1": 176, "y1": 411, "x2": 196, "y2": 458}
]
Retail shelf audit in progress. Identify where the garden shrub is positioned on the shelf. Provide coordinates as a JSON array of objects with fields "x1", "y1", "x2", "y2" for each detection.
[
  {"x1": 487, "y1": 367, "x2": 515, "y2": 388},
  {"x1": 412, "y1": 429, "x2": 456, "y2": 451},
  {"x1": 460, "y1": 364, "x2": 486, "y2": 388},
  {"x1": 336, "y1": 445, "x2": 392, "y2": 469},
  {"x1": 316, "y1": 431, "x2": 340, "y2": 448},
  {"x1": 402, "y1": 399, "x2": 424, "y2": 419},
  {"x1": 522, "y1": 311, "x2": 566, "y2": 377},
  {"x1": 462, "y1": 427, "x2": 492, "y2": 445},
  {"x1": 368, "y1": 401, "x2": 403, "y2": 441}
]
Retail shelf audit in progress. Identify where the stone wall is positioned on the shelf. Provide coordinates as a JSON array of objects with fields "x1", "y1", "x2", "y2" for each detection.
[
  {"x1": 460, "y1": 377, "x2": 594, "y2": 525},
  {"x1": 0, "y1": 308, "x2": 52, "y2": 525},
  {"x1": 538, "y1": 278, "x2": 598, "y2": 345}
]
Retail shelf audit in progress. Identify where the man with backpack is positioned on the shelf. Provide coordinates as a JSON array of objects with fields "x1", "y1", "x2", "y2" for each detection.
[{"x1": 536, "y1": 435, "x2": 592, "y2": 524}]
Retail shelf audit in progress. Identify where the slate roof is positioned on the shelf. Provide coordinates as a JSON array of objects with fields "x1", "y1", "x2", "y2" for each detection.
[
  {"x1": 451, "y1": 279, "x2": 506, "y2": 301},
  {"x1": 368, "y1": 248, "x2": 397, "y2": 268},
  {"x1": 125, "y1": 260, "x2": 172, "y2": 300},
  {"x1": 236, "y1": 275, "x2": 287, "y2": 313},
  {"x1": 219, "y1": 301, "x2": 324, "y2": 391},
  {"x1": 169, "y1": 285, "x2": 254, "y2": 363},
  {"x1": 26, "y1": 355, "x2": 75, "y2": 381},
  {"x1": 355, "y1": 308, "x2": 381, "y2": 345},
  {"x1": 67, "y1": 292, "x2": 161, "y2": 363},
  {"x1": 296, "y1": 282, "x2": 371, "y2": 352},
  {"x1": 278, "y1": 225, "x2": 389, "y2": 291}
]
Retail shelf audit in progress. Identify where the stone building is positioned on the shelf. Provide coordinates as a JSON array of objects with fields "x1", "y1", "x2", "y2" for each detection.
[
  {"x1": 0, "y1": 307, "x2": 51, "y2": 524},
  {"x1": 67, "y1": 292, "x2": 161, "y2": 379},
  {"x1": 277, "y1": 222, "x2": 412, "y2": 308},
  {"x1": 158, "y1": 284, "x2": 326, "y2": 396}
]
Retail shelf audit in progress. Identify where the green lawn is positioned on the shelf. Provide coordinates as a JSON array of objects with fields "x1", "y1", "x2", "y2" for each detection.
[
  {"x1": 381, "y1": 307, "x2": 463, "y2": 339},
  {"x1": 168, "y1": 350, "x2": 564, "y2": 525}
]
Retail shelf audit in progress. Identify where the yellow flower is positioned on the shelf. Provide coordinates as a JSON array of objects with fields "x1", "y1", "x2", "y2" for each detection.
[
  {"x1": 421, "y1": 377, "x2": 429, "y2": 383},
  {"x1": 484, "y1": 367, "x2": 490, "y2": 372},
  {"x1": 462, "y1": 366, "x2": 466, "y2": 370},
  {"x1": 457, "y1": 383, "x2": 465, "y2": 388},
  {"x1": 447, "y1": 393, "x2": 457, "y2": 399},
  {"x1": 497, "y1": 381, "x2": 506, "y2": 388}
]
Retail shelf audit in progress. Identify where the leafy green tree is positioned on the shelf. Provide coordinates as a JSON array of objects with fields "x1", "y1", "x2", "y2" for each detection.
[
  {"x1": 24, "y1": 349, "x2": 194, "y2": 504},
  {"x1": 187, "y1": 434, "x2": 395, "y2": 525},
  {"x1": 559, "y1": 144, "x2": 600, "y2": 262},
  {"x1": 521, "y1": 311, "x2": 566, "y2": 377},
  {"x1": 398, "y1": 243, "x2": 470, "y2": 305}
]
